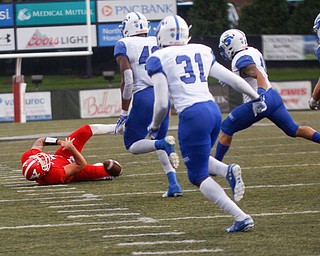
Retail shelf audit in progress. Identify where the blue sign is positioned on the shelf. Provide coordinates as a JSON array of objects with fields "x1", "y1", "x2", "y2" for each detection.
[
  {"x1": 98, "y1": 23, "x2": 123, "y2": 47},
  {"x1": 98, "y1": 21, "x2": 159, "y2": 47},
  {"x1": 0, "y1": 4, "x2": 14, "y2": 27}
]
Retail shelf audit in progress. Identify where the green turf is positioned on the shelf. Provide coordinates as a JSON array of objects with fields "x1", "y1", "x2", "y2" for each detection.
[
  {"x1": 0, "y1": 112, "x2": 319, "y2": 255},
  {"x1": 0, "y1": 68, "x2": 319, "y2": 93}
]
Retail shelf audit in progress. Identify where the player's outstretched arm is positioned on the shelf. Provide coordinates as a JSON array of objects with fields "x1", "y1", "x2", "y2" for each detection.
[
  {"x1": 209, "y1": 62, "x2": 259, "y2": 100},
  {"x1": 149, "y1": 72, "x2": 169, "y2": 131},
  {"x1": 309, "y1": 78, "x2": 320, "y2": 110},
  {"x1": 62, "y1": 137, "x2": 87, "y2": 179}
]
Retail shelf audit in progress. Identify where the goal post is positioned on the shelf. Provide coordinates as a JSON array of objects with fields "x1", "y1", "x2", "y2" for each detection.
[{"x1": 0, "y1": 0, "x2": 93, "y2": 123}]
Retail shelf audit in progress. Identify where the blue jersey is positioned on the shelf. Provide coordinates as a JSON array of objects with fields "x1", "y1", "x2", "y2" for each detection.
[{"x1": 317, "y1": 45, "x2": 320, "y2": 62}]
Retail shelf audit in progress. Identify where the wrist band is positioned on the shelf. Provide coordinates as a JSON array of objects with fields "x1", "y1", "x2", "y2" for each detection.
[{"x1": 44, "y1": 137, "x2": 58, "y2": 145}]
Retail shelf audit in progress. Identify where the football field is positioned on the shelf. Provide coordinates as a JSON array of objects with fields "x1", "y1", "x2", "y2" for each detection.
[{"x1": 0, "y1": 111, "x2": 319, "y2": 256}]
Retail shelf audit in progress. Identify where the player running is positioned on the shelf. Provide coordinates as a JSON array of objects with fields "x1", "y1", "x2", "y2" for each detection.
[
  {"x1": 309, "y1": 13, "x2": 320, "y2": 109},
  {"x1": 214, "y1": 28, "x2": 320, "y2": 162},
  {"x1": 113, "y1": 12, "x2": 182, "y2": 197},
  {"x1": 146, "y1": 15, "x2": 267, "y2": 232}
]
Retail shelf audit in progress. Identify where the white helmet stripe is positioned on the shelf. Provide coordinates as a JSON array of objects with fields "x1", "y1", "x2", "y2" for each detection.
[{"x1": 23, "y1": 159, "x2": 37, "y2": 178}]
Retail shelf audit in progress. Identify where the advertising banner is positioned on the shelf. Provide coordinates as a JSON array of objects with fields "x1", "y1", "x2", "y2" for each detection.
[
  {"x1": 0, "y1": 4, "x2": 14, "y2": 27},
  {"x1": 0, "y1": 28, "x2": 15, "y2": 51},
  {"x1": 97, "y1": 0, "x2": 176, "y2": 22},
  {"x1": 17, "y1": 25, "x2": 97, "y2": 50},
  {"x1": 98, "y1": 21, "x2": 158, "y2": 46},
  {"x1": 80, "y1": 89, "x2": 121, "y2": 118},
  {"x1": 272, "y1": 81, "x2": 311, "y2": 110},
  {"x1": 0, "y1": 92, "x2": 52, "y2": 122},
  {"x1": 16, "y1": 1, "x2": 96, "y2": 26},
  {"x1": 262, "y1": 35, "x2": 318, "y2": 60}
]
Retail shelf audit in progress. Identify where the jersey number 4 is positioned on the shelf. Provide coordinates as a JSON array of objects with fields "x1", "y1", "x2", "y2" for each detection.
[
  {"x1": 176, "y1": 53, "x2": 207, "y2": 84},
  {"x1": 139, "y1": 46, "x2": 158, "y2": 65}
]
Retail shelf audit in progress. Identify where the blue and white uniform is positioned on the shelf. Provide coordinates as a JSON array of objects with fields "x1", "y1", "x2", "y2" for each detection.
[
  {"x1": 220, "y1": 47, "x2": 300, "y2": 140},
  {"x1": 114, "y1": 36, "x2": 170, "y2": 149},
  {"x1": 147, "y1": 44, "x2": 220, "y2": 185}
]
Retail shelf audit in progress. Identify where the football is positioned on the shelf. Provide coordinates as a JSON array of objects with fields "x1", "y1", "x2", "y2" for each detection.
[{"x1": 103, "y1": 159, "x2": 123, "y2": 177}]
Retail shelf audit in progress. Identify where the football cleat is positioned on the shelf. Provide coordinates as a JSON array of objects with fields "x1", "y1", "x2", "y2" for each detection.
[
  {"x1": 226, "y1": 216, "x2": 254, "y2": 233},
  {"x1": 162, "y1": 183, "x2": 183, "y2": 198},
  {"x1": 227, "y1": 164, "x2": 245, "y2": 202},
  {"x1": 161, "y1": 136, "x2": 179, "y2": 169}
]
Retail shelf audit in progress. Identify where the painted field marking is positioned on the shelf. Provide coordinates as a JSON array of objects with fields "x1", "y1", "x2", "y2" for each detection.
[
  {"x1": 49, "y1": 203, "x2": 110, "y2": 208},
  {"x1": 40, "y1": 198, "x2": 102, "y2": 204},
  {"x1": 0, "y1": 210, "x2": 318, "y2": 230},
  {"x1": 67, "y1": 212, "x2": 141, "y2": 219},
  {"x1": 0, "y1": 182, "x2": 318, "y2": 203},
  {"x1": 102, "y1": 231, "x2": 185, "y2": 238},
  {"x1": 132, "y1": 248, "x2": 224, "y2": 255},
  {"x1": 118, "y1": 239, "x2": 206, "y2": 246},
  {"x1": 57, "y1": 208, "x2": 128, "y2": 213},
  {"x1": 25, "y1": 191, "x2": 87, "y2": 196},
  {"x1": 17, "y1": 187, "x2": 76, "y2": 193},
  {"x1": 89, "y1": 225, "x2": 170, "y2": 231}
]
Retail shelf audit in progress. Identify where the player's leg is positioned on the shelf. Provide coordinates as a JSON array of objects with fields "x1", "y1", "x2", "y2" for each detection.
[
  {"x1": 267, "y1": 89, "x2": 320, "y2": 143},
  {"x1": 89, "y1": 124, "x2": 116, "y2": 135},
  {"x1": 179, "y1": 101, "x2": 253, "y2": 232},
  {"x1": 55, "y1": 124, "x2": 93, "y2": 158},
  {"x1": 124, "y1": 87, "x2": 181, "y2": 194},
  {"x1": 72, "y1": 163, "x2": 117, "y2": 182},
  {"x1": 214, "y1": 102, "x2": 260, "y2": 161}
]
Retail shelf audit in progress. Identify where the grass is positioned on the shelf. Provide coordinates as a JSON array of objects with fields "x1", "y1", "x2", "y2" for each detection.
[
  {"x1": 0, "y1": 112, "x2": 319, "y2": 256},
  {"x1": 0, "y1": 68, "x2": 319, "y2": 93}
]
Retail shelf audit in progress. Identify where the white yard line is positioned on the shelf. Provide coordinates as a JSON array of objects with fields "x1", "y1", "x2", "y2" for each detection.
[
  {"x1": 118, "y1": 239, "x2": 206, "y2": 246},
  {"x1": 132, "y1": 249, "x2": 224, "y2": 255},
  {"x1": 0, "y1": 210, "x2": 318, "y2": 230},
  {"x1": 89, "y1": 225, "x2": 170, "y2": 231}
]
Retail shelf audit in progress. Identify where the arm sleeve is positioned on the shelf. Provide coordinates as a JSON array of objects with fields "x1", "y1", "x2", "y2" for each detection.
[
  {"x1": 150, "y1": 72, "x2": 169, "y2": 129},
  {"x1": 123, "y1": 69, "x2": 133, "y2": 100},
  {"x1": 209, "y1": 61, "x2": 259, "y2": 100}
]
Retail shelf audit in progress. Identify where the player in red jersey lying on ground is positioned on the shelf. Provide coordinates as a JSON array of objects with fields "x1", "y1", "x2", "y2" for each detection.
[{"x1": 21, "y1": 124, "x2": 122, "y2": 185}]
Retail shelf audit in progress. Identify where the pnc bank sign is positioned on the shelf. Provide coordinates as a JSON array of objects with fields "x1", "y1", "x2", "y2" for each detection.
[{"x1": 97, "y1": 0, "x2": 176, "y2": 22}]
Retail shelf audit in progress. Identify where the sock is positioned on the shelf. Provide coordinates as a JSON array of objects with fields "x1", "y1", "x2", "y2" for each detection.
[
  {"x1": 157, "y1": 150, "x2": 175, "y2": 174},
  {"x1": 208, "y1": 156, "x2": 228, "y2": 177},
  {"x1": 167, "y1": 171, "x2": 178, "y2": 186},
  {"x1": 154, "y1": 139, "x2": 164, "y2": 151},
  {"x1": 89, "y1": 124, "x2": 115, "y2": 135},
  {"x1": 199, "y1": 177, "x2": 247, "y2": 221},
  {"x1": 128, "y1": 139, "x2": 156, "y2": 154},
  {"x1": 214, "y1": 142, "x2": 230, "y2": 161},
  {"x1": 312, "y1": 132, "x2": 320, "y2": 143}
]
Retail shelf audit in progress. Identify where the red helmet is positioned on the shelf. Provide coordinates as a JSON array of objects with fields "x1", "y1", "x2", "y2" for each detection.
[{"x1": 22, "y1": 153, "x2": 52, "y2": 181}]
